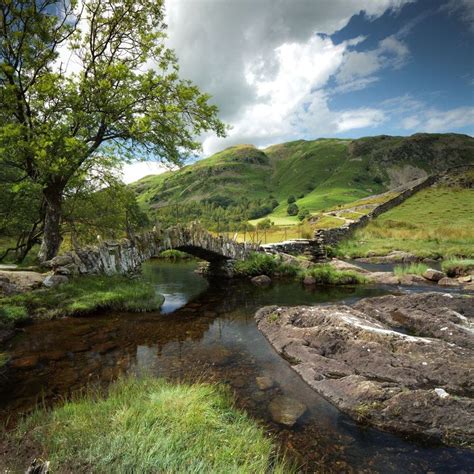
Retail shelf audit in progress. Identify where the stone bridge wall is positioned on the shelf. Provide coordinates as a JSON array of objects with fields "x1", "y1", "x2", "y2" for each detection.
[{"x1": 46, "y1": 223, "x2": 258, "y2": 276}]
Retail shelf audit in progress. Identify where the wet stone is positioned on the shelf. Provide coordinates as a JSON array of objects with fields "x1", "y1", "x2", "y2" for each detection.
[
  {"x1": 256, "y1": 375, "x2": 275, "y2": 390},
  {"x1": 269, "y1": 396, "x2": 307, "y2": 427},
  {"x1": 10, "y1": 355, "x2": 39, "y2": 369}
]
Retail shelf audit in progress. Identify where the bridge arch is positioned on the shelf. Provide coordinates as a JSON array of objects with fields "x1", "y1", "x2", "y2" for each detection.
[{"x1": 45, "y1": 223, "x2": 259, "y2": 276}]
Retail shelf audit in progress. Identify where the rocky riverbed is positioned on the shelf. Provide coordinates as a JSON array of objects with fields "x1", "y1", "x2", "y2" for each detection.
[{"x1": 256, "y1": 292, "x2": 473, "y2": 448}]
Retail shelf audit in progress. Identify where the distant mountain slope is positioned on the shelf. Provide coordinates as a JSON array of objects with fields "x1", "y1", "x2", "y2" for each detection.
[{"x1": 130, "y1": 133, "x2": 474, "y2": 228}]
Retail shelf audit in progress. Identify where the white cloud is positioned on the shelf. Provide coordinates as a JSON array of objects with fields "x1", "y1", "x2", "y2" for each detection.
[
  {"x1": 335, "y1": 35, "x2": 409, "y2": 88},
  {"x1": 121, "y1": 162, "x2": 173, "y2": 184},
  {"x1": 401, "y1": 106, "x2": 474, "y2": 132},
  {"x1": 442, "y1": 0, "x2": 474, "y2": 32},
  {"x1": 164, "y1": 0, "x2": 413, "y2": 153}
]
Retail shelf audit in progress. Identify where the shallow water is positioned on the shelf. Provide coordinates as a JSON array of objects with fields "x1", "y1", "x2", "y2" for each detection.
[{"x1": 1, "y1": 260, "x2": 472, "y2": 472}]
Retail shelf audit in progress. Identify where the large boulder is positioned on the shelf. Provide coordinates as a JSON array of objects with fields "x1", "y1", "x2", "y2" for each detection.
[
  {"x1": 423, "y1": 268, "x2": 446, "y2": 282},
  {"x1": 0, "y1": 270, "x2": 44, "y2": 292},
  {"x1": 255, "y1": 293, "x2": 473, "y2": 447}
]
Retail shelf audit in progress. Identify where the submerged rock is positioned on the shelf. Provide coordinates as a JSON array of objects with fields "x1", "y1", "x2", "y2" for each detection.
[
  {"x1": 269, "y1": 396, "x2": 306, "y2": 427},
  {"x1": 256, "y1": 376, "x2": 275, "y2": 390},
  {"x1": 255, "y1": 292, "x2": 474, "y2": 447}
]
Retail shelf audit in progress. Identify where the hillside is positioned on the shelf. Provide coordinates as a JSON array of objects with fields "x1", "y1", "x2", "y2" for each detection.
[
  {"x1": 336, "y1": 168, "x2": 474, "y2": 259},
  {"x1": 131, "y1": 133, "x2": 474, "y2": 230}
]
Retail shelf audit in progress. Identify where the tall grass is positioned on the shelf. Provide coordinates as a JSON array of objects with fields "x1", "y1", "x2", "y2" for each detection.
[
  {"x1": 393, "y1": 263, "x2": 429, "y2": 276},
  {"x1": 12, "y1": 377, "x2": 290, "y2": 473}
]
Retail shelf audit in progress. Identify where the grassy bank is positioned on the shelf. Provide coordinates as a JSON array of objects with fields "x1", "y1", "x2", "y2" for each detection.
[
  {"x1": 0, "y1": 276, "x2": 164, "y2": 328},
  {"x1": 10, "y1": 377, "x2": 289, "y2": 473},
  {"x1": 158, "y1": 249, "x2": 195, "y2": 261},
  {"x1": 337, "y1": 186, "x2": 474, "y2": 259},
  {"x1": 234, "y1": 253, "x2": 366, "y2": 285}
]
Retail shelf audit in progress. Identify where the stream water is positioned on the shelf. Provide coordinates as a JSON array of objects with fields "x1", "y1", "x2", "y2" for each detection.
[{"x1": 1, "y1": 260, "x2": 472, "y2": 472}]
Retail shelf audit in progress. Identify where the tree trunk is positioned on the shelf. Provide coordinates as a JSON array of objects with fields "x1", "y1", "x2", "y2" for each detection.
[{"x1": 38, "y1": 187, "x2": 63, "y2": 262}]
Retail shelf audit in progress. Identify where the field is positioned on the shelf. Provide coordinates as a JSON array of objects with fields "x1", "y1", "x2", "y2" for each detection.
[{"x1": 337, "y1": 186, "x2": 474, "y2": 259}]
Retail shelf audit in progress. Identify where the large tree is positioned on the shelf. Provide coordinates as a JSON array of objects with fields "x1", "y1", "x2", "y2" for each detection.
[{"x1": 0, "y1": 0, "x2": 225, "y2": 261}]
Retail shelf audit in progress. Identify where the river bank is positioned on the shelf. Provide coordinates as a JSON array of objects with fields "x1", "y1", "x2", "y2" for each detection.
[{"x1": 1, "y1": 260, "x2": 473, "y2": 472}]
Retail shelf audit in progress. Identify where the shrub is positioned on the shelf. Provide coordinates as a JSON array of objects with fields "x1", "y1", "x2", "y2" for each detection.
[
  {"x1": 0, "y1": 304, "x2": 28, "y2": 328},
  {"x1": 12, "y1": 377, "x2": 290, "y2": 473},
  {"x1": 287, "y1": 195, "x2": 296, "y2": 204},
  {"x1": 234, "y1": 253, "x2": 298, "y2": 277},
  {"x1": 302, "y1": 264, "x2": 366, "y2": 285},
  {"x1": 441, "y1": 258, "x2": 474, "y2": 277},
  {"x1": 297, "y1": 209, "x2": 310, "y2": 221},
  {"x1": 287, "y1": 203, "x2": 299, "y2": 216},
  {"x1": 158, "y1": 249, "x2": 193, "y2": 261}
]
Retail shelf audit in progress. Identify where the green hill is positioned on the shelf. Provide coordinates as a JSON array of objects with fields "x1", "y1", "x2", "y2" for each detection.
[{"x1": 131, "y1": 133, "x2": 474, "y2": 230}]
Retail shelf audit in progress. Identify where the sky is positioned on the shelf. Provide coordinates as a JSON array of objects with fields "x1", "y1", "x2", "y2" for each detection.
[{"x1": 122, "y1": 0, "x2": 474, "y2": 183}]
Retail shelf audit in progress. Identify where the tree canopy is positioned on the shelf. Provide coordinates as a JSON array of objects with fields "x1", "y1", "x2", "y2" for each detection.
[{"x1": 0, "y1": 0, "x2": 225, "y2": 260}]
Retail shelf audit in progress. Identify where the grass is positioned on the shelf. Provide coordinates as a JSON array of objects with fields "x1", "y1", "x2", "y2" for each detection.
[
  {"x1": 233, "y1": 253, "x2": 299, "y2": 277},
  {"x1": 393, "y1": 263, "x2": 429, "y2": 276},
  {"x1": 337, "y1": 186, "x2": 474, "y2": 259},
  {"x1": 0, "y1": 352, "x2": 9, "y2": 369},
  {"x1": 0, "y1": 275, "x2": 164, "y2": 328},
  {"x1": 158, "y1": 249, "x2": 194, "y2": 260},
  {"x1": 441, "y1": 258, "x2": 474, "y2": 277},
  {"x1": 10, "y1": 377, "x2": 290, "y2": 473},
  {"x1": 302, "y1": 264, "x2": 367, "y2": 285}
]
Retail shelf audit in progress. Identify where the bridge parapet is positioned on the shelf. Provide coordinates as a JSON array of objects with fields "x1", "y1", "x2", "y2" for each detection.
[{"x1": 45, "y1": 223, "x2": 259, "y2": 276}]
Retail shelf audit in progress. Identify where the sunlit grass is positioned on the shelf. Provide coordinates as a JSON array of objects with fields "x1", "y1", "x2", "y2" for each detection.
[
  {"x1": 337, "y1": 187, "x2": 474, "y2": 259},
  {"x1": 441, "y1": 258, "x2": 474, "y2": 276},
  {"x1": 0, "y1": 276, "x2": 164, "y2": 327},
  {"x1": 393, "y1": 263, "x2": 429, "y2": 276},
  {"x1": 12, "y1": 377, "x2": 290, "y2": 473}
]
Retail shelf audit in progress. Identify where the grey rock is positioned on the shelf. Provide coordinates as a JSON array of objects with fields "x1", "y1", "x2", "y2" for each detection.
[
  {"x1": 256, "y1": 292, "x2": 474, "y2": 447},
  {"x1": 423, "y1": 268, "x2": 446, "y2": 282},
  {"x1": 438, "y1": 277, "x2": 461, "y2": 287},
  {"x1": 43, "y1": 274, "x2": 69, "y2": 288},
  {"x1": 251, "y1": 275, "x2": 272, "y2": 286},
  {"x1": 303, "y1": 275, "x2": 316, "y2": 286}
]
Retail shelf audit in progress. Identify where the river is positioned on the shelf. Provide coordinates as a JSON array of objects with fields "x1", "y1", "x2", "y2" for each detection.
[{"x1": 1, "y1": 260, "x2": 472, "y2": 472}]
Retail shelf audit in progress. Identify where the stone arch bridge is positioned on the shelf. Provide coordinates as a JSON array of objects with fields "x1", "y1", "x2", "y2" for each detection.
[{"x1": 46, "y1": 223, "x2": 260, "y2": 277}]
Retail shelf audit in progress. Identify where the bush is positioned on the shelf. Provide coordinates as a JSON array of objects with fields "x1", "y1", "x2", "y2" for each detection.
[
  {"x1": 298, "y1": 209, "x2": 310, "y2": 221},
  {"x1": 0, "y1": 304, "x2": 29, "y2": 327},
  {"x1": 302, "y1": 264, "x2": 366, "y2": 285},
  {"x1": 287, "y1": 203, "x2": 299, "y2": 216},
  {"x1": 287, "y1": 195, "x2": 296, "y2": 204},
  {"x1": 158, "y1": 249, "x2": 193, "y2": 261},
  {"x1": 12, "y1": 377, "x2": 290, "y2": 473},
  {"x1": 234, "y1": 253, "x2": 298, "y2": 277},
  {"x1": 441, "y1": 258, "x2": 474, "y2": 277}
]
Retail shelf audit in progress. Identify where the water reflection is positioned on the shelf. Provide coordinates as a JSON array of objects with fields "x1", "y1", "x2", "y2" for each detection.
[{"x1": 1, "y1": 261, "x2": 472, "y2": 472}]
